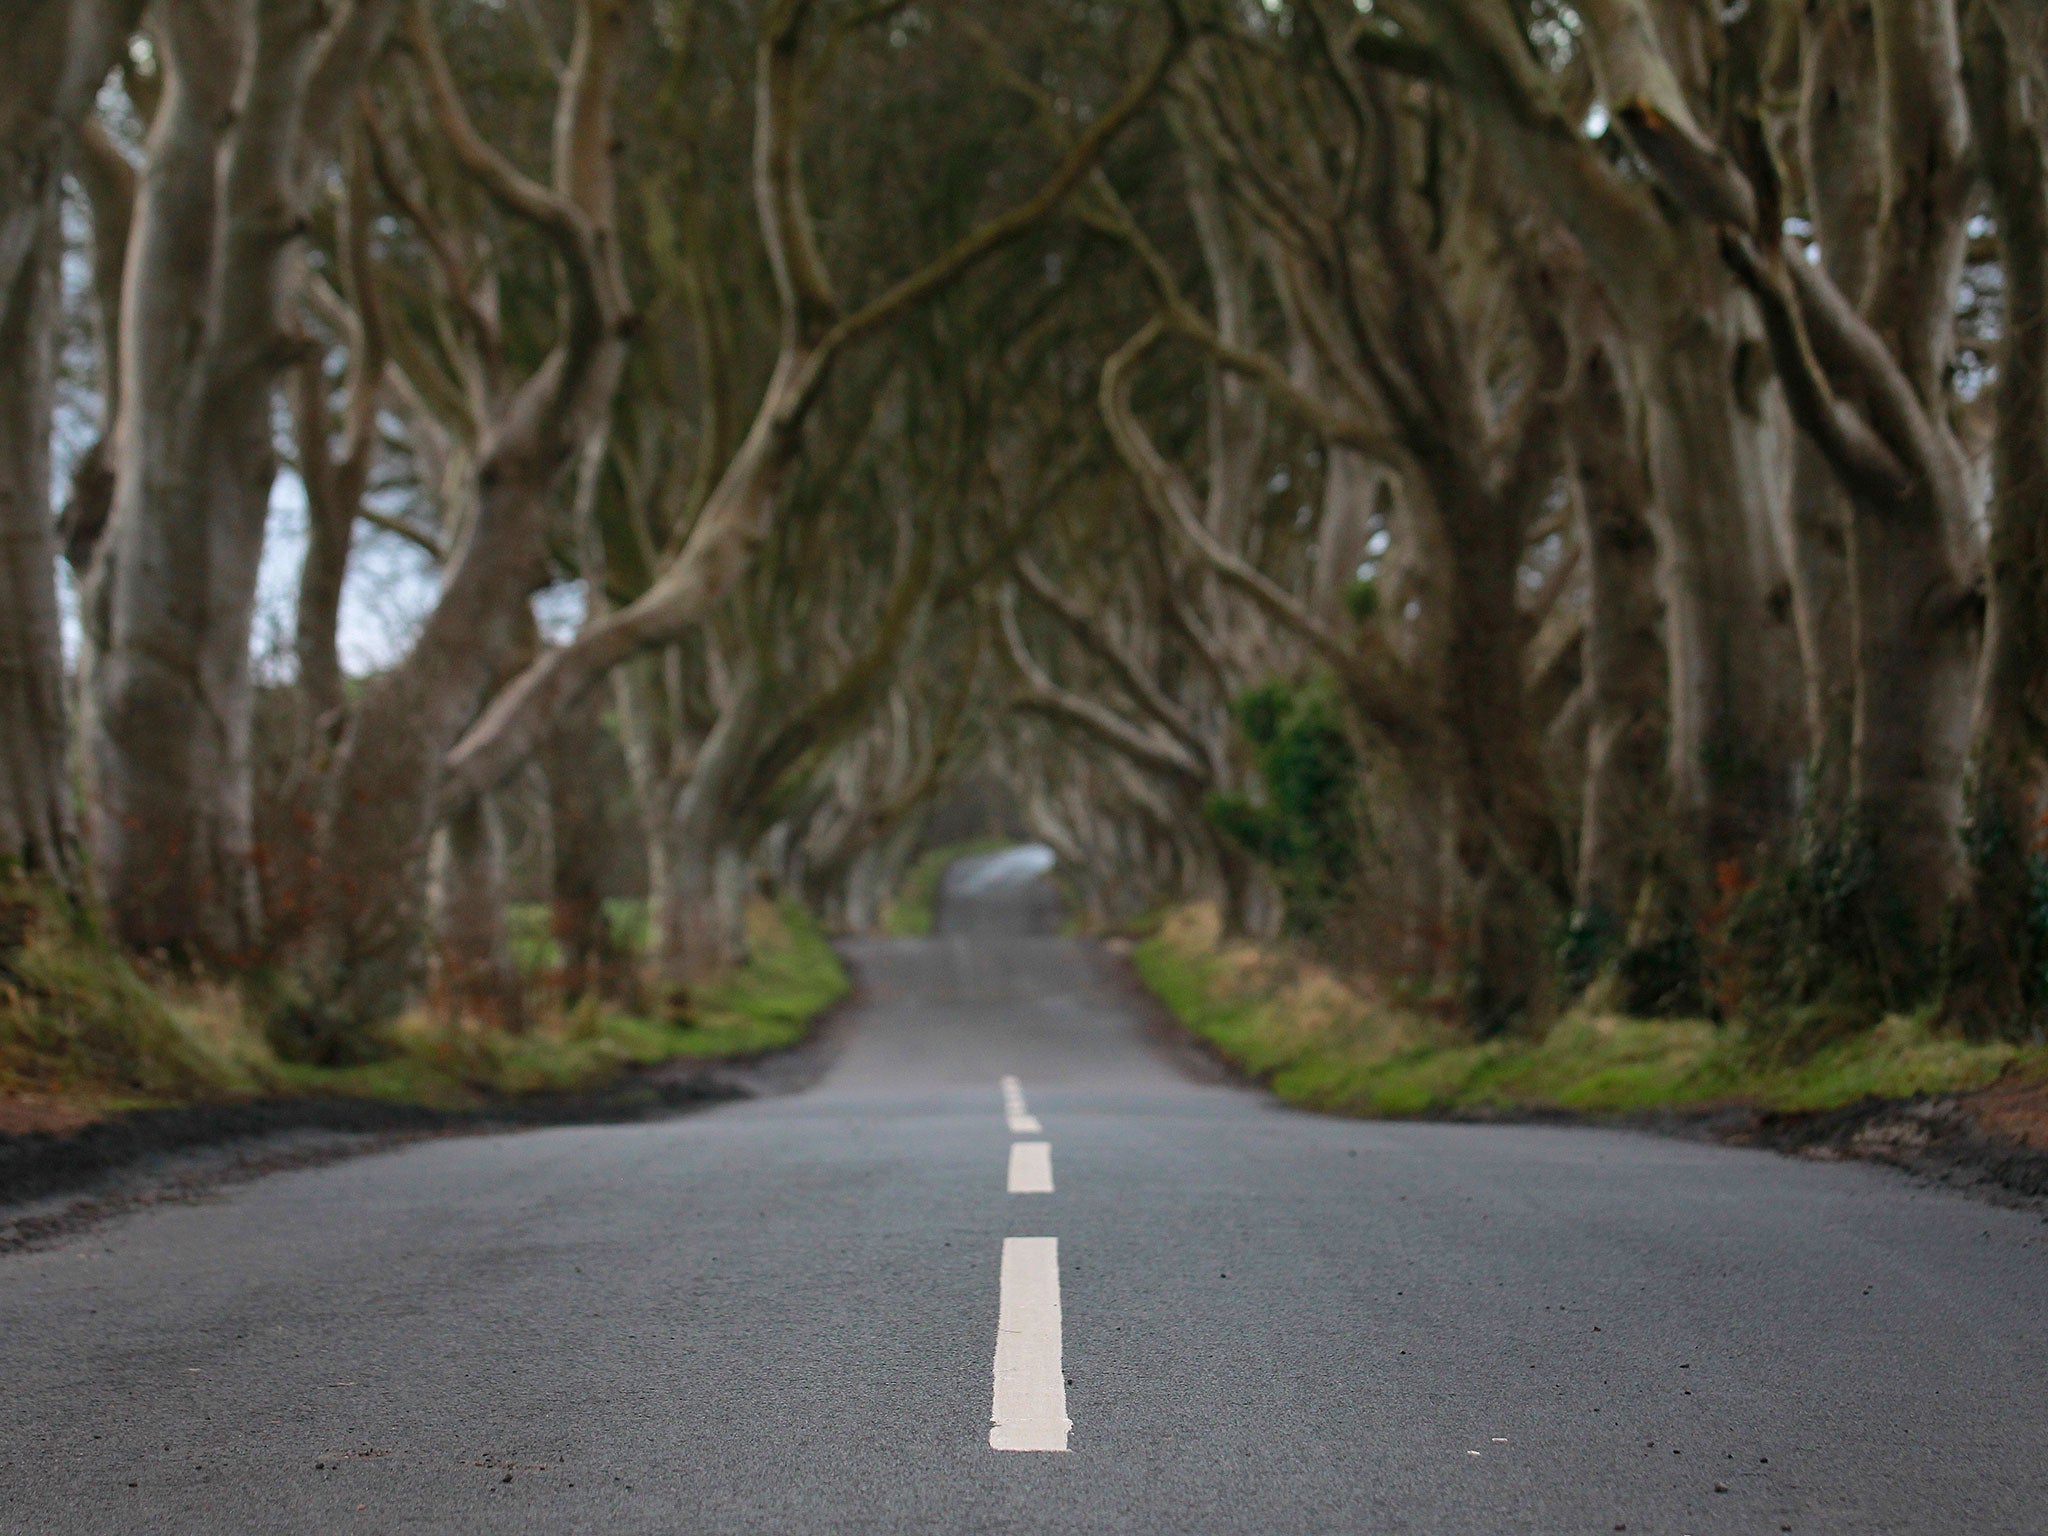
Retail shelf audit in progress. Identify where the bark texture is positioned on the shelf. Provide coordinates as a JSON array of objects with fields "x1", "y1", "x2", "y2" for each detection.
[
  {"x1": 1571, "y1": 339, "x2": 1674, "y2": 957},
  {"x1": 1949, "y1": 3, "x2": 2048, "y2": 1030},
  {"x1": 0, "y1": 0, "x2": 142, "y2": 891},
  {"x1": 91, "y1": 0, "x2": 397, "y2": 963},
  {"x1": 289, "y1": 0, "x2": 632, "y2": 1049},
  {"x1": 543, "y1": 693, "x2": 632, "y2": 1005},
  {"x1": 427, "y1": 793, "x2": 524, "y2": 1032}
]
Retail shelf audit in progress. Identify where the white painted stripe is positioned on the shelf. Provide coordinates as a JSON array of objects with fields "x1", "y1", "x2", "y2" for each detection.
[
  {"x1": 1001, "y1": 1075, "x2": 1041, "y2": 1133},
  {"x1": 990, "y1": 1237, "x2": 1069, "y2": 1452},
  {"x1": 1007, "y1": 1141, "x2": 1054, "y2": 1193}
]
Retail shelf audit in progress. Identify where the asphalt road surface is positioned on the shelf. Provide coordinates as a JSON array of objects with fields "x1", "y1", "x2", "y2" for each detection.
[{"x1": 4, "y1": 851, "x2": 2046, "y2": 1534}]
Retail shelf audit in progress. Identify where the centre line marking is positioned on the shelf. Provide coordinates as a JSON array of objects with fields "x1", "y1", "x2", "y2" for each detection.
[
  {"x1": 1007, "y1": 1141, "x2": 1054, "y2": 1193},
  {"x1": 1001, "y1": 1074, "x2": 1042, "y2": 1134},
  {"x1": 990, "y1": 1237, "x2": 1070, "y2": 1452}
]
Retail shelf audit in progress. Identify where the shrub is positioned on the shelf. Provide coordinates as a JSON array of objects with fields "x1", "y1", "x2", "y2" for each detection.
[{"x1": 1207, "y1": 675, "x2": 1361, "y2": 938}]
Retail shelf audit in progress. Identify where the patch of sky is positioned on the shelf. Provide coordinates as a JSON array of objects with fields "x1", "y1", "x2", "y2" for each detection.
[
  {"x1": 531, "y1": 580, "x2": 588, "y2": 645},
  {"x1": 951, "y1": 843, "x2": 1056, "y2": 895},
  {"x1": 248, "y1": 471, "x2": 445, "y2": 683},
  {"x1": 57, "y1": 461, "x2": 541, "y2": 684},
  {"x1": 1520, "y1": 528, "x2": 1566, "y2": 594},
  {"x1": 1529, "y1": 2, "x2": 1583, "y2": 72}
]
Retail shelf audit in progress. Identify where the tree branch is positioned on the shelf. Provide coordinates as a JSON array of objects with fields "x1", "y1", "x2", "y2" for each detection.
[{"x1": 999, "y1": 586, "x2": 1208, "y2": 787}]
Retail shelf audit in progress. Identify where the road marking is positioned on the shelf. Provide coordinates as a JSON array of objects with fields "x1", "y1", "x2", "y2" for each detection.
[
  {"x1": 1008, "y1": 1141, "x2": 1054, "y2": 1193},
  {"x1": 990, "y1": 1237, "x2": 1069, "y2": 1452},
  {"x1": 1001, "y1": 1075, "x2": 1042, "y2": 1134}
]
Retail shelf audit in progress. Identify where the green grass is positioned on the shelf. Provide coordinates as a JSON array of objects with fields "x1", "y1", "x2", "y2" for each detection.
[
  {"x1": 1133, "y1": 910, "x2": 2048, "y2": 1120},
  {"x1": 506, "y1": 898, "x2": 652, "y2": 974},
  {"x1": 1, "y1": 882, "x2": 847, "y2": 1122},
  {"x1": 671, "y1": 899, "x2": 852, "y2": 1057},
  {"x1": 0, "y1": 874, "x2": 269, "y2": 1106},
  {"x1": 274, "y1": 899, "x2": 848, "y2": 1109},
  {"x1": 883, "y1": 838, "x2": 1012, "y2": 937}
]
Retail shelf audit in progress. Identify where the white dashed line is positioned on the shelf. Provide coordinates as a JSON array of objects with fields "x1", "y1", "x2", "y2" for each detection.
[
  {"x1": 990, "y1": 1237, "x2": 1070, "y2": 1452},
  {"x1": 1008, "y1": 1141, "x2": 1054, "y2": 1193},
  {"x1": 1001, "y1": 1075, "x2": 1042, "y2": 1134}
]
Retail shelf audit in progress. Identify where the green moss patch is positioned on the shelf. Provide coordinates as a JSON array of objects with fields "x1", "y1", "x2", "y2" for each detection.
[{"x1": 1133, "y1": 903, "x2": 2048, "y2": 1121}]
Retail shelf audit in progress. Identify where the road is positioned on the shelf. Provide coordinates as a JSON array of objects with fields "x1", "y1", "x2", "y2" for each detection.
[{"x1": 3, "y1": 851, "x2": 2046, "y2": 1534}]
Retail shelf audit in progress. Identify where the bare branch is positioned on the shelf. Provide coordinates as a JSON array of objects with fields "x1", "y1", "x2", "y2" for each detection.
[{"x1": 998, "y1": 587, "x2": 1207, "y2": 787}]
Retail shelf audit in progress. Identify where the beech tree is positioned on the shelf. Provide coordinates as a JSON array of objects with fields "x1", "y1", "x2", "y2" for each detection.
[
  {"x1": 9, "y1": 0, "x2": 2048, "y2": 1051},
  {"x1": 0, "y1": 0, "x2": 140, "y2": 894},
  {"x1": 84, "y1": 0, "x2": 400, "y2": 963}
]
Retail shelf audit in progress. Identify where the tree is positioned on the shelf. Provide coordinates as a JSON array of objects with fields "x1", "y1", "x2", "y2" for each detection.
[
  {"x1": 87, "y1": 0, "x2": 400, "y2": 963},
  {"x1": 0, "y1": 1, "x2": 142, "y2": 894}
]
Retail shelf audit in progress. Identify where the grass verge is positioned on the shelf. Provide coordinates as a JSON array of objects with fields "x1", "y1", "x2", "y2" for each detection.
[
  {"x1": 271, "y1": 899, "x2": 847, "y2": 1108},
  {"x1": 1, "y1": 888, "x2": 847, "y2": 1128},
  {"x1": 1133, "y1": 903, "x2": 2048, "y2": 1120},
  {"x1": 0, "y1": 876, "x2": 266, "y2": 1126}
]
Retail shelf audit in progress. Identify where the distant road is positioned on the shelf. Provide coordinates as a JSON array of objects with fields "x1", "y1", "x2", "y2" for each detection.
[{"x1": 3, "y1": 854, "x2": 2045, "y2": 1533}]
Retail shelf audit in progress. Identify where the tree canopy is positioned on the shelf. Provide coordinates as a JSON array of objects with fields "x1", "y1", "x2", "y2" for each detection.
[{"x1": 3, "y1": 0, "x2": 2046, "y2": 1057}]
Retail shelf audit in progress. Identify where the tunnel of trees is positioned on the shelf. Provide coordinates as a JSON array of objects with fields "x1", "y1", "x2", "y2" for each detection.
[{"x1": 4, "y1": 0, "x2": 2048, "y2": 1065}]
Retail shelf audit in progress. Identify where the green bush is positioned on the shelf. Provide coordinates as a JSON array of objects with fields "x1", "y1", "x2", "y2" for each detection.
[
  {"x1": 1207, "y1": 676, "x2": 1361, "y2": 937},
  {"x1": 1717, "y1": 813, "x2": 1927, "y2": 1048}
]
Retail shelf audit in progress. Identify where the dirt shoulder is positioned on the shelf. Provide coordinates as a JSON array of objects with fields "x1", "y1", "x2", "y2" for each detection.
[{"x1": 1712, "y1": 1088, "x2": 2048, "y2": 1209}]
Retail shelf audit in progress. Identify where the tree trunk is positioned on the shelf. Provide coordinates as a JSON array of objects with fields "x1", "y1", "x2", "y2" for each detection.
[
  {"x1": 1780, "y1": 0, "x2": 1876, "y2": 823},
  {"x1": 1843, "y1": 489, "x2": 1977, "y2": 970},
  {"x1": 543, "y1": 691, "x2": 630, "y2": 1004},
  {"x1": 428, "y1": 793, "x2": 524, "y2": 1032},
  {"x1": 1778, "y1": 439, "x2": 1856, "y2": 817},
  {"x1": 90, "y1": 10, "x2": 248, "y2": 960},
  {"x1": 0, "y1": 131, "x2": 74, "y2": 889},
  {"x1": 0, "y1": 0, "x2": 144, "y2": 893},
  {"x1": 652, "y1": 831, "x2": 737, "y2": 996},
  {"x1": 1948, "y1": 7, "x2": 2048, "y2": 1032},
  {"x1": 651, "y1": 677, "x2": 764, "y2": 994},
  {"x1": 91, "y1": 0, "x2": 379, "y2": 964},
  {"x1": 1631, "y1": 274, "x2": 1799, "y2": 869},
  {"x1": 292, "y1": 474, "x2": 553, "y2": 1052},
  {"x1": 1436, "y1": 471, "x2": 1566, "y2": 1034},
  {"x1": 1571, "y1": 342, "x2": 1671, "y2": 938},
  {"x1": 1842, "y1": 0, "x2": 1979, "y2": 969}
]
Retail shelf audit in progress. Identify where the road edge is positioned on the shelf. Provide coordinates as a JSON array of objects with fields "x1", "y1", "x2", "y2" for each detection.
[
  {"x1": 0, "y1": 973, "x2": 863, "y2": 1219},
  {"x1": 1106, "y1": 938, "x2": 2048, "y2": 1213}
]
